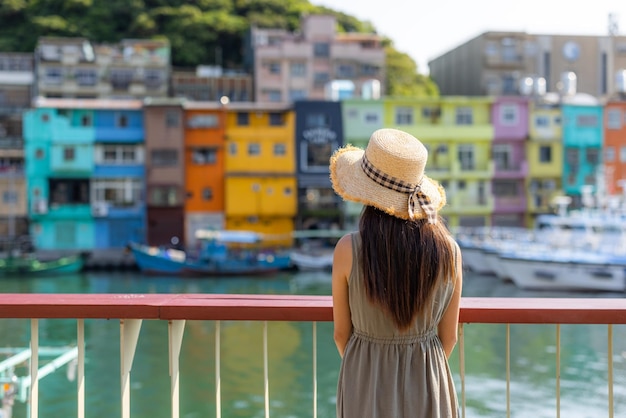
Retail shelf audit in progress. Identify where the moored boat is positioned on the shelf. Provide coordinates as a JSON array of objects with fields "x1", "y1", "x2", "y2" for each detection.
[
  {"x1": 128, "y1": 230, "x2": 292, "y2": 276},
  {"x1": 0, "y1": 252, "x2": 88, "y2": 276}
]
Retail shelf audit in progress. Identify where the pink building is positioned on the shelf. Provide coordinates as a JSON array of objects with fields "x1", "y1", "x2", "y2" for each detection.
[{"x1": 248, "y1": 15, "x2": 385, "y2": 103}]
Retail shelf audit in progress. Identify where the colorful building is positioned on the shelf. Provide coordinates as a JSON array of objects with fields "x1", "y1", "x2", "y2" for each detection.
[
  {"x1": 24, "y1": 101, "x2": 96, "y2": 250},
  {"x1": 561, "y1": 99, "x2": 604, "y2": 207},
  {"x1": 143, "y1": 98, "x2": 186, "y2": 247},
  {"x1": 526, "y1": 98, "x2": 563, "y2": 222},
  {"x1": 294, "y1": 100, "x2": 344, "y2": 232},
  {"x1": 603, "y1": 97, "x2": 626, "y2": 197},
  {"x1": 182, "y1": 102, "x2": 227, "y2": 248},
  {"x1": 491, "y1": 96, "x2": 529, "y2": 227},
  {"x1": 223, "y1": 102, "x2": 296, "y2": 247}
]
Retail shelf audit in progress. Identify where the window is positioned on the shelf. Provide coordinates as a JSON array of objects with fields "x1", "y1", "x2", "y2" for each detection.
[
  {"x1": 493, "y1": 180, "x2": 518, "y2": 197},
  {"x1": 364, "y1": 112, "x2": 379, "y2": 124},
  {"x1": 144, "y1": 69, "x2": 164, "y2": 88},
  {"x1": 313, "y1": 43, "x2": 330, "y2": 57},
  {"x1": 63, "y1": 147, "x2": 75, "y2": 161},
  {"x1": 492, "y1": 144, "x2": 512, "y2": 170},
  {"x1": 35, "y1": 148, "x2": 44, "y2": 159},
  {"x1": 49, "y1": 179, "x2": 89, "y2": 205},
  {"x1": 44, "y1": 68, "x2": 63, "y2": 85},
  {"x1": 248, "y1": 143, "x2": 260, "y2": 156},
  {"x1": 499, "y1": 104, "x2": 518, "y2": 125},
  {"x1": 80, "y1": 114, "x2": 92, "y2": 127},
  {"x1": 456, "y1": 107, "x2": 473, "y2": 125},
  {"x1": 336, "y1": 64, "x2": 355, "y2": 78},
  {"x1": 149, "y1": 186, "x2": 179, "y2": 206},
  {"x1": 166, "y1": 110, "x2": 180, "y2": 127},
  {"x1": 74, "y1": 69, "x2": 97, "y2": 86},
  {"x1": 116, "y1": 114, "x2": 128, "y2": 128},
  {"x1": 274, "y1": 143, "x2": 286, "y2": 156},
  {"x1": 92, "y1": 178, "x2": 142, "y2": 207},
  {"x1": 110, "y1": 68, "x2": 134, "y2": 90},
  {"x1": 313, "y1": 72, "x2": 329, "y2": 87},
  {"x1": 151, "y1": 149, "x2": 178, "y2": 166},
  {"x1": 535, "y1": 115, "x2": 549, "y2": 127},
  {"x1": 267, "y1": 90, "x2": 281, "y2": 102},
  {"x1": 576, "y1": 115, "x2": 598, "y2": 127},
  {"x1": 99, "y1": 144, "x2": 140, "y2": 164},
  {"x1": 192, "y1": 148, "x2": 217, "y2": 164},
  {"x1": 586, "y1": 148, "x2": 599, "y2": 165},
  {"x1": 237, "y1": 113, "x2": 249, "y2": 126},
  {"x1": 3, "y1": 190, "x2": 17, "y2": 204},
  {"x1": 202, "y1": 187, "x2": 213, "y2": 201},
  {"x1": 187, "y1": 114, "x2": 218, "y2": 128},
  {"x1": 605, "y1": 146, "x2": 615, "y2": 162},
  {"x1": 269, "y1": 113, "x2": 284, "y2": 126},
  {"x1": 229, "y1": 143, "x2": 237, "y2": 156},
  {"x1": 267, "y1": 62, "x2": 281, "y2": 74},
  {"x1": 360, "y1": 64, "x2": 378, "y2": 76},
  {"x1": 458, "y1": 145, "x2": 474, "y2": 170},
  {"x1": 290, "y1": 62, "x2": 306, "y2": 77},
  {"x1": 395, "y1": 107, "x2": 413, "y2": 125},
  {"x1": 539, "y1": 146, "x2": 552, "y2": 163},
  {"x1": 607, "y1": 109, "x2": 622, "y2": 129},
  {"x1": 302, "y1": 141, "x2": 333, "y2": 171},
  {"x1": 289, "y1": 90, "x2": 306, "y2": 101},
  {"x1": 566, "y1": 148, "x2": 579, "y2": 167},
  {"x1": 306, "y1": 113, "x2": 330, "y2": 128}
]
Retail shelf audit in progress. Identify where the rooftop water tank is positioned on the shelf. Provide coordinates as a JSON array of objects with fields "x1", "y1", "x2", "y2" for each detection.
[
  {"x1": 324, "y1": 80, "x2": 355, "y2": 101},
  {"x1": 361, "y1": 79, "x2": 381, "y2": 100},
  {"x1": 519, "y1": 77, "x2": 534, "y2": 95},
  {"x1": 560, "y1": 71, "x2": 577, "y2": 95},
  {"x1": 616, "y1": 69, "x2": 626, "y2": 93}
]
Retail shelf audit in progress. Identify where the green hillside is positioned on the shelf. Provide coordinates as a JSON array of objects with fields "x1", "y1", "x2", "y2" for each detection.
[{"x1": 0, "y1": 0, "x2": 438, "y2": 96}]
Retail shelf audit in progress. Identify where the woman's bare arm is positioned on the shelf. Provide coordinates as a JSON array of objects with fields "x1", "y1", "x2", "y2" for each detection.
[{"x1": 332, "y1": 234, "x2": 353, "y2": 358}]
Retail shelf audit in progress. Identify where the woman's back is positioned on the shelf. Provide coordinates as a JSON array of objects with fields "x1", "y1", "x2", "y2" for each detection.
[{"x1": 336, "y1": 233, "x2": 459, "y2": 418}]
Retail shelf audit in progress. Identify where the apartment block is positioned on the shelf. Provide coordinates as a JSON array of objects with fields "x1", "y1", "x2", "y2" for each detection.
[
  {"x1": 35, "y1": 37, "x2": 171, "y2": 100},
  {"x1": 429, "y1": 31, "x2": 626, "y2": 98},
  {"x1": 247, "y1": 14, "x2": 385, "y2": 103}
]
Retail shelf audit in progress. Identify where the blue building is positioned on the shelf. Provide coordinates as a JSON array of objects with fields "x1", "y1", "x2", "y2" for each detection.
[{"x1": 23, "y1": 99, "x2": 146, "y2": 251}]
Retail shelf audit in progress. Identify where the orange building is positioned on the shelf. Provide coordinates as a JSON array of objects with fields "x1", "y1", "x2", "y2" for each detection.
[
  {"x1": 182, "y1": 102, "x2": 228, "y2": 247},
  {"x1": 603, "y1": 99, "x2": 626, "y2": 196}
]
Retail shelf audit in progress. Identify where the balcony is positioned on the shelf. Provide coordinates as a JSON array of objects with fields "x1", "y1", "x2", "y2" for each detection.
[{"x1": 0, "y1": 294, "x2": 624, "y2": 417}]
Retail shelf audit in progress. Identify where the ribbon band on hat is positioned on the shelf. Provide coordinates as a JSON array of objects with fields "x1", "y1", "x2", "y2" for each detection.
[{"x1": 360, "y1": 155, "x2": 438, "y2": 224}]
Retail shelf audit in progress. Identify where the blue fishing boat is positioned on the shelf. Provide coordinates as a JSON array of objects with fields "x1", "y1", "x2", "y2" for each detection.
[{"x1": 128, "y1": 230, "x2": 293, "y2": 276}]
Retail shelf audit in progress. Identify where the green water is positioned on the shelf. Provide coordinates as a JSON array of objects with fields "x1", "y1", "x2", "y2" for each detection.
[{"x1": 0, "y1": 271, "x2": 625, "y2": 418}]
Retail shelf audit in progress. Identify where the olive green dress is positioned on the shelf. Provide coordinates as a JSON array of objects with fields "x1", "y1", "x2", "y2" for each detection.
[{"x1": 336, "y1": 233, "x2": 459, "y2": 418}]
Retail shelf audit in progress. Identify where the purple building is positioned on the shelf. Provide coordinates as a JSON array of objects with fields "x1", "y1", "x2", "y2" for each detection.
[{"x1": 491, "y1": 96, "x2": 529, "y2": 227}]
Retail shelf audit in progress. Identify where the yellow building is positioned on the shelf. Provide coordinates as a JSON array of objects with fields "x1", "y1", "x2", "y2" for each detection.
[
  {"x1": 223, "y1": 103, "x2": 296, "y2": 246},
  {"x1": 526, "y1": 101, "x2": 564, "y2": 224}
]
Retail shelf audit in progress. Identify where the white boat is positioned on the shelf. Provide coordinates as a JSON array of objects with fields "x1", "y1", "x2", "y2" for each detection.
[
  {"x1": 497, "y1": 249, "x2": 626, "y2": 292},
  {"x1": 289, "y1": 249, "x2": 334, "y2": 271}
]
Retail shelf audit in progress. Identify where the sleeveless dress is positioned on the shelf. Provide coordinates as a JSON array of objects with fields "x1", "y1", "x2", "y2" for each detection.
[{"x1": 336, "y1": 233, "x2": 459, "y2": 418}]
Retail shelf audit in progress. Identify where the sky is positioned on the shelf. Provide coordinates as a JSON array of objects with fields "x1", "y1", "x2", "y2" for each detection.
[{"x1": 312, "y1": 0, "x2": 626, "y2": 74}]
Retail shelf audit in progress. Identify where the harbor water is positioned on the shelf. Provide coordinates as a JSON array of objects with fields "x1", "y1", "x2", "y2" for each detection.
[{"x1": 1, "y1": 270, "x2": 625, "y2": 418}]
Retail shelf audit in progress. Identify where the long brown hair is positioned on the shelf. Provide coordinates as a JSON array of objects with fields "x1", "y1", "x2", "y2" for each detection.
[{"x1": 359, "y1": 205, "x2": 456, "y2": 330}]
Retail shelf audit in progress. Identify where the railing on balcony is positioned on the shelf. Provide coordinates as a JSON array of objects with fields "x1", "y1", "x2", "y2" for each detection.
[{"x1": 0, "y1": 295, "x2": 625, "y2": 418}]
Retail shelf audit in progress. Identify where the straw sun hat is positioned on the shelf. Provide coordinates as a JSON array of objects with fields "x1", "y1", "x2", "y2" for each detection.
[{"x1": 329, "y1": 128, "x2": 446, "y2": 223}]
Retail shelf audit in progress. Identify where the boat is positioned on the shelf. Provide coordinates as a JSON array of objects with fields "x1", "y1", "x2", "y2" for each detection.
[
  {"x1": 497, "y1": 248, "x2": 626, "y2": 292},
  {"x1": 128, "y1": 230, "x2": 293, "y2": 276},
  {"x1": 0, "y1": 252, "x2": 88, "y2": 276},
  {"x1": 289, "y1": 249, "x2": 334, "y2": 271}
]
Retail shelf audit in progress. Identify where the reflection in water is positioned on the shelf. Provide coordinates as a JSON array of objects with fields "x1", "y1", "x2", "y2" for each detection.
[{"x1": 0, "y1": 271, "x2": 624, "y2": 417}]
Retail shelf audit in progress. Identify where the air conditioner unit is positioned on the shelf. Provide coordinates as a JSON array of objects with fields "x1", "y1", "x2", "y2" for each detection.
[
  {"x1": 92, "y1": 202, "x2": 109, "y2": 217},
  {"x1": 32, "y1": 200, "x2": 48, "y2": 214}
]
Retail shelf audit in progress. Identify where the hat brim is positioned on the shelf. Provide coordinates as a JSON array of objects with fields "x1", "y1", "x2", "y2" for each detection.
[{"x1": 330, "y1": 145, "x2": 446, "y2": 221}]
